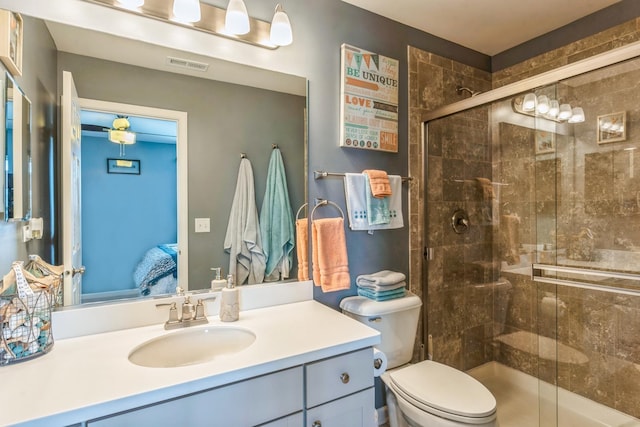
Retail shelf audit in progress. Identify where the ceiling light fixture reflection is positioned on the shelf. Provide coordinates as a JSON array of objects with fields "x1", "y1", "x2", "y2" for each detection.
[{"x1": 522, "y1": 93, "x2": 537, "y2": 112}]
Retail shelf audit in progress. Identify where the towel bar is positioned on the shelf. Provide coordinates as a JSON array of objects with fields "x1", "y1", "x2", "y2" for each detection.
[{"x1": 314, "y1": 170, "x2": 412, "y2": 182}]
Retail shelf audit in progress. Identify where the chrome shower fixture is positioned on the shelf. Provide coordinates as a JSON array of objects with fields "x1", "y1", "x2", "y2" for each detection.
[{"x1": 456, "y1": 85, "x2": 481, "y2": 97}]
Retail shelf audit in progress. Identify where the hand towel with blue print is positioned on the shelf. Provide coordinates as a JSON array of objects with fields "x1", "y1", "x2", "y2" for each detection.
[
  {"x1": 364, "y1": 174, "x2": 390, "y2": 225},
  {"x1": 260, "y1": 148, "x2": 295, "y2": 281},
  {"x1": 343, "y1": 174, "x2": 404, "y2": 231}
]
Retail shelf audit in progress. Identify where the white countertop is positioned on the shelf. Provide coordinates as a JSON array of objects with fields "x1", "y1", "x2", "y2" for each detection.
[{"x1": 0, "y1": 286, "x2": 380, "y2": 426}]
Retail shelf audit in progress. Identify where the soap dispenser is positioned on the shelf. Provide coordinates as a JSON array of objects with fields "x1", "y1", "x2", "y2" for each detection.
[
  {"x1": 210, "y1": 267, "x2": 226, "y2": 290},
  {"x1": 220, "y1": 274, "x2": 239, "y2": 322}
]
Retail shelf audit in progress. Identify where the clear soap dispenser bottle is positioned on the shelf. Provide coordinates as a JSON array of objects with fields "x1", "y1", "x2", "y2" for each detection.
[
  {"x1": 220, "y1": 274, "x2": 239, "y2": 322},
  {"x1": 210, "y1": 267, "x2": 226, "y2": 290}
]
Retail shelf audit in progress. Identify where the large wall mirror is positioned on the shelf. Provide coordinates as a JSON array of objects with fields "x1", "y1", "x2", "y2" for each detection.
[
  {"x1": 7, "y1": 7, "x2": 307, "y2": 307},
  {"x1": 3, "y1": 73, "x2": 32, "y2": 221}
]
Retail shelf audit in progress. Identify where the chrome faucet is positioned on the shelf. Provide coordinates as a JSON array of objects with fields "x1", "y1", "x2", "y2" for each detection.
[{"x1": 156, "y1": 294, "x2": 217, "y2": 330}]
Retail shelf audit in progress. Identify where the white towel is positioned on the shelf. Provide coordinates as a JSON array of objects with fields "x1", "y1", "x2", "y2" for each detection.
[
  {"x1": 356, "y1": 270, "x2": 406, "y2": 287},
  {"x1": 224, "y1": 158, "x2": 266, "y2": 285},
  {"x1": 343, "y1": 174, "x2": 404, "y2": 231}
]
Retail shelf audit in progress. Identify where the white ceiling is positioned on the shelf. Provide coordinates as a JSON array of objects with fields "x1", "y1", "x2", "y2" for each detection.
[{"x1": 342, "y1": 0, "x2": 622, "y2": 55}]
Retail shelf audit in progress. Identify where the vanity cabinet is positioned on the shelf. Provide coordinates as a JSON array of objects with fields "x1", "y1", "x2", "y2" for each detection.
[
  {"x1": 305, "y1": 348, "x2": 376, "y2": 427},
  {"x1": 84, "y1": 348, "x2": 376, "y2": 427},
  {"x1": 86, "y1": 367, "x2": 304, "y2": 427}
]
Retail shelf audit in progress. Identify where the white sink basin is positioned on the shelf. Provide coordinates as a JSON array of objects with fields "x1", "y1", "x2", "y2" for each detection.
[{"x1": 128, "y1": 326, "x2": 256, "y2": 368}]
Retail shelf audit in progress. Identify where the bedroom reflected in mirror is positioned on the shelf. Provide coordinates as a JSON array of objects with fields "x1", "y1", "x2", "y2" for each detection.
[{"x1": 80, "y1": 109, "x2": 179, "y2": 304}]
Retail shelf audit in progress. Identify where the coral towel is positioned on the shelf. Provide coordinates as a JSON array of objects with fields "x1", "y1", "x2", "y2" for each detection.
[
  {"x1": 363, "y1": 169, "x2": 392, "y2": 198},
  {"x1": 312, "y1": 217, "x2": 350, "y2": 292},
  {"x1": 296, "y1": 218, "x2": 309, "y2": 281}
]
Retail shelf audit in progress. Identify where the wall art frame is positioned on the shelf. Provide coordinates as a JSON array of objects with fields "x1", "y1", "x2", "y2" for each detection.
[
  {"x1": 597, "y1": 111, "x2": 626, "y2": 144},
  {"x1": 0, "y1": 10, "x2": 23, "y2": 77}
]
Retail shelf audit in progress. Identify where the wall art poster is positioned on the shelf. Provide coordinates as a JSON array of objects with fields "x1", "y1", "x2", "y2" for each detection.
[{"x1": 340, "y1": 44, "x2": 399, "y2": 153}]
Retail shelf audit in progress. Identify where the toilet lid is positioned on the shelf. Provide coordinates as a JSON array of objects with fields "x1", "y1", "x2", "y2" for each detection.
[{"x1": 389, "y1": 361, "x2": 496, "y2": 419}]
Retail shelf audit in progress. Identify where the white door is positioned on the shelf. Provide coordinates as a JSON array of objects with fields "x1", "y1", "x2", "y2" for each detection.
[{"x1": 62, "y1": 71, "x2": 84, "y2": 305}]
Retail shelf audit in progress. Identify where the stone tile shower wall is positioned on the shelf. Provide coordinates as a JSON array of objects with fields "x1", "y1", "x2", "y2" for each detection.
[
  {"x1": 408, "y1": 48, "x2": 492, "y2": 363},
  {"x1": 409, "y1": 18, "x2": 640, "y2": 419}
]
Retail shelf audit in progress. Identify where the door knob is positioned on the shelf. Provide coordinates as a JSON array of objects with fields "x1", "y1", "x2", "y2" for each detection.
[{"x1": 65, "y1": 266, "x2": 86, "y2": 276}]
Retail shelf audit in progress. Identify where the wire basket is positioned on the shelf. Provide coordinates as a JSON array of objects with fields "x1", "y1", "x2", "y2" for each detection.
[{"x1": 1, "y1": 262, "x2": 56, "y2": 365}]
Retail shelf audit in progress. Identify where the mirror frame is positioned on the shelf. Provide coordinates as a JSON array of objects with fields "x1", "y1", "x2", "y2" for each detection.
[{"x1": 3, "y1": 72, "x2": 32, "y2": 222}]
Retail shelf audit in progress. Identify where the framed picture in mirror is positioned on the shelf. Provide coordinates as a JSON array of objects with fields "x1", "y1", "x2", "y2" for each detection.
[
  {"x1": 535, "y1": 130, "x2": 555, "y2": 154},
  {"x1": 597, "y1": 111, "x2": 626, "y2": 144},
  {"x1": 0, "y1": 10, "x2": 22, "y2": 76}
]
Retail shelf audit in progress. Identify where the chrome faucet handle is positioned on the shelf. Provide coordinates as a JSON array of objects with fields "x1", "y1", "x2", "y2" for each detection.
[
  {"x1": 156, "y1": 302, "x2": 180, "y2": 324},
  {"x1": 194, "y1": 296, "x2": 217, "y2": 320}
]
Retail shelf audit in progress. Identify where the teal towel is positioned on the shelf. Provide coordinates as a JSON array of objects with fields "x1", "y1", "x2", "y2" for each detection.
[
  {"x1": 357, "y1": 287, "x2": 406, "y2": 301},
  {"x1": 364, "y1": 174, "x2": 390, "y2": 225},
  {"x1": 260, "y1": 148, "x2": 295, "y2": 279}
]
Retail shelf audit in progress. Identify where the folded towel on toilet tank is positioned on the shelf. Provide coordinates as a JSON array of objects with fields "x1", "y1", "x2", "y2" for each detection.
[
  {"x1": 357, "y1": 286, "x2": 406, "y2": 301},
  {"x1": 356, "y1": 270, "x2": 406, "y2": 287}
]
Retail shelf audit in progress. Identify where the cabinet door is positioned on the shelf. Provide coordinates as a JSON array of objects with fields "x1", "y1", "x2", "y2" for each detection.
[
  {"x1": 87, "y1": 367, "x2": 303, "y2": 427},
  {"x1": 306, "y1": 388, "x2": 375, "y2": 427}
]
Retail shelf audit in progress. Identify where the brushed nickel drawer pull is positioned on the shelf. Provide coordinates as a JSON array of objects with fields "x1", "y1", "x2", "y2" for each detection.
[
  {"x1": 340, "y1": 372, "x2": 350, "y2": 384},
  {"x1": 312, "y1": 421, "x2": 322, "y2": 427}
]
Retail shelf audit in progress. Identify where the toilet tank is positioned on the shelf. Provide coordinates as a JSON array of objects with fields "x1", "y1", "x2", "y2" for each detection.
[{"x1": 340, "y1": 293, "x2": 422, "y2": 369}]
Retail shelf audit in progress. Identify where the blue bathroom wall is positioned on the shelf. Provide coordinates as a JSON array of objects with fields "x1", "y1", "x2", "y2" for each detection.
[{"x1": 81, "y1": 136, "x2": 177, "y2": 295}]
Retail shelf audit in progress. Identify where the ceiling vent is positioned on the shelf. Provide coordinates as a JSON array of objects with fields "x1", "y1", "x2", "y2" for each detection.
[{"x1": 166, "y1": 56, "x2": 210, "y2": 72}]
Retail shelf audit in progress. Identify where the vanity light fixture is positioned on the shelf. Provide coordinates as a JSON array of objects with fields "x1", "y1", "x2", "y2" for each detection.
[
  {"x1": 225, "y1": 0, "x2": 250, "y2": 35},
  {"x1": 172, "y1": 0, "x2": 201, "y2": 23},
  {"x1": 85, "y1": 0, "x2": 294, "y2": 49},
  {"x1": 513, "y1": 94, "x2": 585, "y2": 123},
  {"x1": 270, "y1": 4, "x2": 293, "y2": 46}
]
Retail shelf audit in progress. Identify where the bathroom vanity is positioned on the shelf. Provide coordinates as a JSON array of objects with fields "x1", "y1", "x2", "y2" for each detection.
[{"x1": 0, "y1": 281, "x2": 380, "y2": 426}]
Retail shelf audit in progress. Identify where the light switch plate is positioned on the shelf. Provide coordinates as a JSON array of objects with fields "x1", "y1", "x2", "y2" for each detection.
[{"x1": 195, "y1": 218, "x2": 210, "y2": 233}]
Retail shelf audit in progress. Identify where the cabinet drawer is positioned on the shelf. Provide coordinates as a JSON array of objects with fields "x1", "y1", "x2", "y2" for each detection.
[
  {"x1": 305, "y1": 348, "x2": 373, "y2": 408},
  {"x1": 87, "y1": 366, "x2": 303, "y2": 427},
  {"x1": 306, "y1": 387, "x2": 375, "y2": 427}
]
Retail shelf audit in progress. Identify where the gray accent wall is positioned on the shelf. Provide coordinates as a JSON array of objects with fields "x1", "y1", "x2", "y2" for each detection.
[{"x1": 0, "y1": 16, "x2": 57, "y2": 276}]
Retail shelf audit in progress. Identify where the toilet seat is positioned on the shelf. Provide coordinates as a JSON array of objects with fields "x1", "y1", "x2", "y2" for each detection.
[{"x1": 388, "y1": 361, "x2": 497, "y2": 424}]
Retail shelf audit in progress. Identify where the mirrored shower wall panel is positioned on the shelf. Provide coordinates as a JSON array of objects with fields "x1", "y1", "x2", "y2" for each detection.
[{"x1": 425, "y1": 56, "x2": 640, "y2": 426}]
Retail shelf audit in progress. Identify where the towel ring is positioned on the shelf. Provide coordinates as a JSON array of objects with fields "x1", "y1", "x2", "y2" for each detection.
[
  {"x1": 296, "y1": 203, "x2": 309, "y2": 221},
  {"x1": 310, "y1": 199, "x2": 345, "y2": 221}
]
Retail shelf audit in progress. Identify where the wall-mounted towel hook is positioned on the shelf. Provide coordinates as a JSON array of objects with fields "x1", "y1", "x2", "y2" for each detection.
[
  {"x1": 272, "y1": 144, "x2": 279, "y2": 149},
  {"x1": 240, "y1": 153, "x2": 247, "y2": 159},
  {"x1": 311, "y1": 199, "x2": 345, "y2": 221}
]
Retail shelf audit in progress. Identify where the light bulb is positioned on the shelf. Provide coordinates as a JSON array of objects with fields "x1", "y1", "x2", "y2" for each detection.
[
  {"x1": 522, "y1": 93, "x2": 536, "y2": 112},
  {"x1": 558, "y1": 104, "x2": 572, "y2": 121},
  {"x1": 225, "y1": 0, "x2": 250, "y2": 35},
  {"x1": 536, "y1": 95, "x2": 550, "y2": 114},
  {"x1": 270, "y1": 4, "x2": 293, "y2": 46},
  {"x1": 568, "y1": 107, "x2": 585, "y2": 123},
  {"x1": 173, "y1": 0, "x2": 201, "y2": 22},
  {"x1": 548, "y1": 100, "x2": 559, "y2": 118}
]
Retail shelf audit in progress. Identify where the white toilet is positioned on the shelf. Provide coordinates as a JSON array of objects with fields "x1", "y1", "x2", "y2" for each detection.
[{"x1": 340, "y1": 293, "x2": 497, "y2": 427}]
